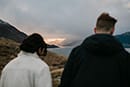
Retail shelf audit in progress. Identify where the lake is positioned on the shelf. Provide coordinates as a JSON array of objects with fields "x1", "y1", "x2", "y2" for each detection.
[
  {"x1": 48, "y1": 47, "x2": 130, "y2": 57},
  {"x1": 48, "y1": 47, "x2": 73, "y2": 57}
]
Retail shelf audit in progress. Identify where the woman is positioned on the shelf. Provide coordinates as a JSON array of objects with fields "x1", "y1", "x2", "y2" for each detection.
[{"x1": 0, "y1": 33, "x2": 52, "y2": 87}]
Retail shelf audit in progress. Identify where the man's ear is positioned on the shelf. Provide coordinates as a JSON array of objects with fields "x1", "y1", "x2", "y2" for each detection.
[
  {"x1": 94, "y1": 28, "x2": 96, "y2": 34},
  {"x1": 110, "y1": 27, "x2": 115, "y2": 35}
]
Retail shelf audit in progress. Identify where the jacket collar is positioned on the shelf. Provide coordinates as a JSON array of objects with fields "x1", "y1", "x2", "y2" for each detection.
[
  {"x1": 18, "y1": 51, "x2": 39, "y2": 58},
  {"x1": 81, "y1": 34, "x2": 124, "y2": 56}
]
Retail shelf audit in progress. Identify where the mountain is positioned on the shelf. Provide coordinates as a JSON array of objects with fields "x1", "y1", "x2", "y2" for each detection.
[
  {"x1": 61, "y1": 39, "x2": 82, "y2": 47},
  {"x1": 59, "y1": 38, "x2": 84, "y2": 47},
  {"x1": 0, "y1": 19, "x2": 27, "y2": 43},
  {"x1": 115, "y1": 32, "x2": 130, "y2": 48},
  {"x1": 0, "y1": 19, "x2": 59, "y2": 48}
]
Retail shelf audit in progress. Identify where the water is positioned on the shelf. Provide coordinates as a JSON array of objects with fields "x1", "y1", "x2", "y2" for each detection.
[
  {"x1": 48, "y1": 47, "x2": 130, "y2": 57},
  {"x1": 48, "y1": 47, "x2": 73, "y2": 57}
]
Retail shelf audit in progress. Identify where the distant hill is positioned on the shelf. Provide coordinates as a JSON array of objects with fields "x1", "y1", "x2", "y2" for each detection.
[
  {"x1": 115, "y1": 32, "x2": 130, "y2": 48},
  {"x1": 0, "y1": 19, "x2": 27, "y2": 43},
  {"x1": 61, "y1": 39, "x2": 82, "y2": 47},
  {"x1": 59, "y1": 38, "x2": 83, "y2": 47},
  {"x1": 47, "y1": 44, "x2": 59, "y2": 48}
]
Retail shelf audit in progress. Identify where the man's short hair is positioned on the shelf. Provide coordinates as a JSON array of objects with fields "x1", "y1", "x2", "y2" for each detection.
[
  {"x1": 96, "y1": 12, "x2": 117, "y2": 31},
  {"x1": 20, "y1": 33, "x2": 47, "y2": 56}
]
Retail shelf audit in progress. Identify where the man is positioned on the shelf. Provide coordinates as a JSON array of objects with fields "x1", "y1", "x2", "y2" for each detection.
[
  {"x1": 0, "y1": 33, "x2": 52, "y2": 87},
  {"x1": 59, "y1": 13, "x2": 130, "y2": 87}
]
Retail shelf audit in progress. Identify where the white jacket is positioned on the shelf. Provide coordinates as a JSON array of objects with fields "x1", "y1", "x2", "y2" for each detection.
[{"x1": 0, "y1": 51, "x2": 52, "y2": 87}]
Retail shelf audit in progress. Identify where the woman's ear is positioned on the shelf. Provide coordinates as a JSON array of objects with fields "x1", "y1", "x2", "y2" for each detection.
[
  {"x1": 38, "y1": 48, "x2": 44, "y2": 55},
  {"x1": 37, "y1": 47, "x2": 44, "y2": 56},
  {"x1": 38, "y1": 47, "x2": 47, "y2": 56}
]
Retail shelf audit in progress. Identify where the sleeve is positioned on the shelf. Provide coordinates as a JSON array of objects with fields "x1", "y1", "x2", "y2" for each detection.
[
  {"x1": 59, "y1": 46, "x2": 81, "y2": 87},
  {"x1": 35, "y1": 66, "x2": 52, "y2": 87},
  {"x1": 119, "y1": 50, "x2": 130, "y2": 87},
  {"x1": 0, "y1": 72, "x2": 4, "y2": 87},
  {"x1": 127, "y1": 53, "x2": 130, "y2": 87}
]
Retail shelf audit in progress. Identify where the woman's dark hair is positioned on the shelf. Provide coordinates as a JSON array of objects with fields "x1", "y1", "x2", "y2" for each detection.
[{"x1": 20, "y1": 33, "x2": 47, "y2": 56}]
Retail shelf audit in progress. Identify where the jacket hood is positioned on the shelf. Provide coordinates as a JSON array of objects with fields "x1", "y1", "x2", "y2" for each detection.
[{"x1": 81, "y1": 34, "x2": 124, "y2": 56}]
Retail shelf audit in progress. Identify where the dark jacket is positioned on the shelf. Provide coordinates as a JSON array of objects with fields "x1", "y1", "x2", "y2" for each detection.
[{"x1": 59, "y1": 34, "x2": 130, "y2": 87}]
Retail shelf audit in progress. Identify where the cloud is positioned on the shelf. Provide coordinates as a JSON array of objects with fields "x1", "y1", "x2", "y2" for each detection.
[
  {"x1": 125, "y1": 2, "x2": 130, "y2": 9},
  {"x1": 0, "y1": 0, "x2": 130, "y2": 41}
]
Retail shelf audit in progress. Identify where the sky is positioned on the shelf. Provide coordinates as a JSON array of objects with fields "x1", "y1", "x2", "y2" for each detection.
[{"x1": 0, "y1": 0, "x2": 130, "y2": 44}]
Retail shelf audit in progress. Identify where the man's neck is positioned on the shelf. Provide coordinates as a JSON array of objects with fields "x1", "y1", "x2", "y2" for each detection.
[{"x1": 96, "y1": 31, "x2": 111, "y2": 34}]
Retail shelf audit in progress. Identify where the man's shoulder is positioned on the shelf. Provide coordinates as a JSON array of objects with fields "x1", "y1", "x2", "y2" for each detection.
[
  {"x1": 71, "y1": 46, "x2": 82, "y2": 54},
  {"x1": 71, "y1": 45, "x2": 87, "y2": 57},
  {"x1": 125, "y1": 50, "x2": 130, "y2": 58},
  {"x1": 121, "y1": 48, "x2": 130, "y2": 56}
]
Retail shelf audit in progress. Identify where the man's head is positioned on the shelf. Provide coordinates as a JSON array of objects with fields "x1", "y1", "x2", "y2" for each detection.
[
  {"x1": 94, "y1": 12, "x2": 117, "y2": 34},
  {"x1": 20, "y1": 33, "x2": 47, "y2": 56}
]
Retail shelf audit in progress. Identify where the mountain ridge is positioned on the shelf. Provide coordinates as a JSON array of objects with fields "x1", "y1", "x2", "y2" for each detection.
[
  {"x1": 0, "y1": 19, "x2": 59, "y2": 48},
  {"x1": 0, "y1": 19, "x2": 27, "y2": 43},
  {"x1": 115, "y1": 32, "x2": 130, "y2": 48}
]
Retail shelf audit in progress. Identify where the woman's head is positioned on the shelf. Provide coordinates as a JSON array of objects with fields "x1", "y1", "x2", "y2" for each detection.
[{"x1": 20, "y1": 33, "x2": 47, "y2": 56}]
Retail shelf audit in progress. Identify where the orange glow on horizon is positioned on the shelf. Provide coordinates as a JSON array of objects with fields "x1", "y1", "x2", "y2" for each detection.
[{"x1": 45, "y1": 38, "x2": 65, "y2": 45}]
